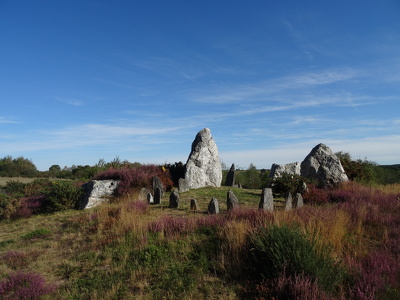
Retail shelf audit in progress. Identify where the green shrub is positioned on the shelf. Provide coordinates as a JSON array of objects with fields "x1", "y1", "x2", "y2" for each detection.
[
  {"x1": 3, "y1": 181, "x2": 26, "y2": 198},
  {"x1": 0, "y1": 193, "x2": 19, "y2": 220},
  {"x1": 41, "y1": 180, "x2": 83, "y2": 212},
  {"x1": 270, "y1": 173, "x2": 306, "y2": 197},
  {"x1": 249, "y1": 225, "x2": 346, "y2": 294}
]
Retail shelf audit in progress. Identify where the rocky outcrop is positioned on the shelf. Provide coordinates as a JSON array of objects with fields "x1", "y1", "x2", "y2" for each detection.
[
  {"x1": 269, "y1": 162, "x2": 300, "y2": 179},
  {"x1": 79, "y1": 180, "x2": 120, "y2": 209},
  {"x1": 184, "y1": 128, "x2": 222, "y2": 189},
  {"x1": 300, "y1": 143, "x2": 348, "y2": 188}
]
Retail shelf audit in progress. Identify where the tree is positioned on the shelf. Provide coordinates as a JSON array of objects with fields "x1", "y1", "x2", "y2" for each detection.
[{"x1": 48, "y1": 165, "x2": 61, "y2": 178}]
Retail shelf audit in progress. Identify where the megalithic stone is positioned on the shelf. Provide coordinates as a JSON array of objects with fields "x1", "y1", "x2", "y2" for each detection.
[{"x1": 259, "y1": 188, "x2": 273, "y2": 211}]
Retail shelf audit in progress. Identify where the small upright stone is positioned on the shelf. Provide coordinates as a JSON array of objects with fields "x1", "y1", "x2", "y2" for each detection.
[
  {"x1": 139, "y1": 187, "x2": 151, "y2": 201},
  {"x1": 154, "y1": 187, "x2": 161, "y2": 205},
  {"x1": 284, "y1": 192, "x2": 292, "y2": 211},
  {"x1": 227, "y1": 189, "x2": 239, "y2": 211},
  {"x1": 294, "y1": 193, "x2": 303, "y2": 208},
  {"x1": 225, "y1": 163, "x2": 236, "y2": 186},
  {"x1": 190, "y1": 198, "x2": 199, "y2": 212},
  {"x1": 208, "y1": 197, "x2": 220, "y2": 214},
  {"x1": 259, "y1": 188, "x2": 273, "y2": 211},
  {"x1": 147, "y1": 192, "x2": 154, "y2": 204},
  {"x1": 169, "y1": 190, "x2": 179, "y2": 209}
]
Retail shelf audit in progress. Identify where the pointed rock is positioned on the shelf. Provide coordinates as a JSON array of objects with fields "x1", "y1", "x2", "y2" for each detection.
[
  {"x1": 225, "y1": 163, "x2": 236, "y2": 186},
  {"x1": 184, "y1": 128, "x2": 222, "y2": 189}
]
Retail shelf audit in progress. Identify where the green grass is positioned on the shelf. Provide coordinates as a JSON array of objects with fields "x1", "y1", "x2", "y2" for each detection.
[
  {"x1": 0, "y1": 177, "x2": 37, "y2": 187},
  {"x1": 0, "y1": 184, "x2": 399, "y2": 299}
]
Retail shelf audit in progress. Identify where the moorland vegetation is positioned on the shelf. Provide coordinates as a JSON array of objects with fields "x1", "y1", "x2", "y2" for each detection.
[{"x1": 0, "y1": 154, "x2": 399, "y2": 299}]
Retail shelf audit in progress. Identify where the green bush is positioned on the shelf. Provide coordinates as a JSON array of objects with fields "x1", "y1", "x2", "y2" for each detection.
[
  {"x1": 249, "y1": 225, "x2": 346, "y2": 294},
  {"x1": 270, "y1": 173, "x2": 307, "y2": 196},
  {"x1": 0, "y1": 193, "x2": 19, "y2": 220},
  {"x1": 3, "y1": 181, "x2": 26, "y2": 198},
  {"x1": 41, "y1": 181, "x2": 83, "y2": 212}
]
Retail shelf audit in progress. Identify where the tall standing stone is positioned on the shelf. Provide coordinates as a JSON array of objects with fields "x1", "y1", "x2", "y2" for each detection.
[
  {"x1": 227, "y1": 189, "x2": 239, "y2": 211},
  {"x1": 300, "y1": 143, "x2": 348, "y2": 188},
  {"x1": 259, "y1": 188, "x2": 273, "y2": 211},
  {"x1": 169, "y1": 190, "x2": 179, "y2": 209},
  {"x1": 225, "y1": 163, "x2": 236, "y2": 186},
  {"x1": 184, "y1": 128, "x2": 222, "y2": 189},
  {"x1": 208, "y1": 197, "x2": 220, "y2": 214}
]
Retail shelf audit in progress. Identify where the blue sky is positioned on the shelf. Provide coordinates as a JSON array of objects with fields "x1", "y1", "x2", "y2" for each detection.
[{"x1": 1, "y1": 1, "x2": 400, "y2": 171}]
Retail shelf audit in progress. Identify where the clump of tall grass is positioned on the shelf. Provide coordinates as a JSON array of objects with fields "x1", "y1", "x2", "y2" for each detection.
[{"x1": 248, "y1": 224, "x2": 347, "y2": 295}]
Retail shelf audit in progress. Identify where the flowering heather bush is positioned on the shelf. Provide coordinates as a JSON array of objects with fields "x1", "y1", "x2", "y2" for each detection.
[
  {"x1": 254, "y1": 273, "x2": 333, "y2": 300},
  {"x1": 225, "y1": 207, "x2": 274, "y2": 228},
  {"x1": 0, "y1": 272, "x2": 56, "y2": 299},
  {"x1": 12, "y1": 196, "x2": 44, "y2": 219},
  {"x1": 149, "y1": 216, "x2": 197, "y2": 237},
  {"x1": 303, "y1": 185, "x2": 329, "y2": 205},
  {"x1": 349, "y1": 250, "x2": 400, "y2": 299},
  {"x1": 94, "y1": 165, "x2": 173, "y2": 196},
  {"x1": 328, "y1": 189, "x2": 354, "y2": 203}
]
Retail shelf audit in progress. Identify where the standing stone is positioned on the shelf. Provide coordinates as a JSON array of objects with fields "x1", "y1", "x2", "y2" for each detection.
[
  {"x1": 294, "y1": 193, "x2": 303, "y2": 208},
  {"x1": 227, "y1": 189, "x2": 239, "y2": 211},
  {"x1": 184, "y1": 128, "x2": 222, "y2": 189},
  {"x1": 259, "y1": 188, "x2": 273, "y2": 211},
  {"x1": 154, "y1": 187, "x2": 161, "y2": 205},
  {"x1": 208, "y1": 197, "x2": 220, "y2": 214},
  {"x1": 284, "y1": 192, "x2": 292, "y2": 211},
  {"x1": 79, "y1": 180, "x2": 120, "y2": 209},
  {"x1": 147, "y1": 192, "x2": 154, "y2": 204},
  {"x1": 300, "y1": 143, "x2": 348, "y2": 188},
  {"x1": 225, "y1": 163, "x2": 236, "y2": 186},
  {"x1": 190, "y1": 198, "x2": 199, "y2": 212},
  {"x1": 169, "y1": 190, "x2": 179, "y2": 209},
  {"x1": 139, "y1": 187, "x2": 151, "y2": 201},
  {"x1": 152, "y1": 176, "x2": 164, "y2": 197},
  {"x1": 178, "y1": 178, "x2": 190, "y2": 192}
]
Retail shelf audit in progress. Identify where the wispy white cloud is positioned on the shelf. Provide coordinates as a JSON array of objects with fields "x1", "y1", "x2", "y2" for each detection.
[
  {"x1": 55, "y1": 97, "x2": 85, "y2": 106},
  {"x1": 0, "y1": 117, "x2": 18, "y2": 124},
  {"x1": 193, "y1": 68, "x2": 358, "y2": 104}
]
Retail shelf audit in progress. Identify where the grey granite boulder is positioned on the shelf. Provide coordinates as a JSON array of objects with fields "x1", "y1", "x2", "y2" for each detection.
[
  {"x1": 79, "y1": 180, "x2": 120, "y2": 209},
  {"x1": 184, "y1": 128, "x2": 222, "y2": 189},
  {"x1": 300, "y1": 143, "x2": 348, "y2": 188},
  {"x1": 269, "y1": 162, "x2": 300, "y2": 179}
]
